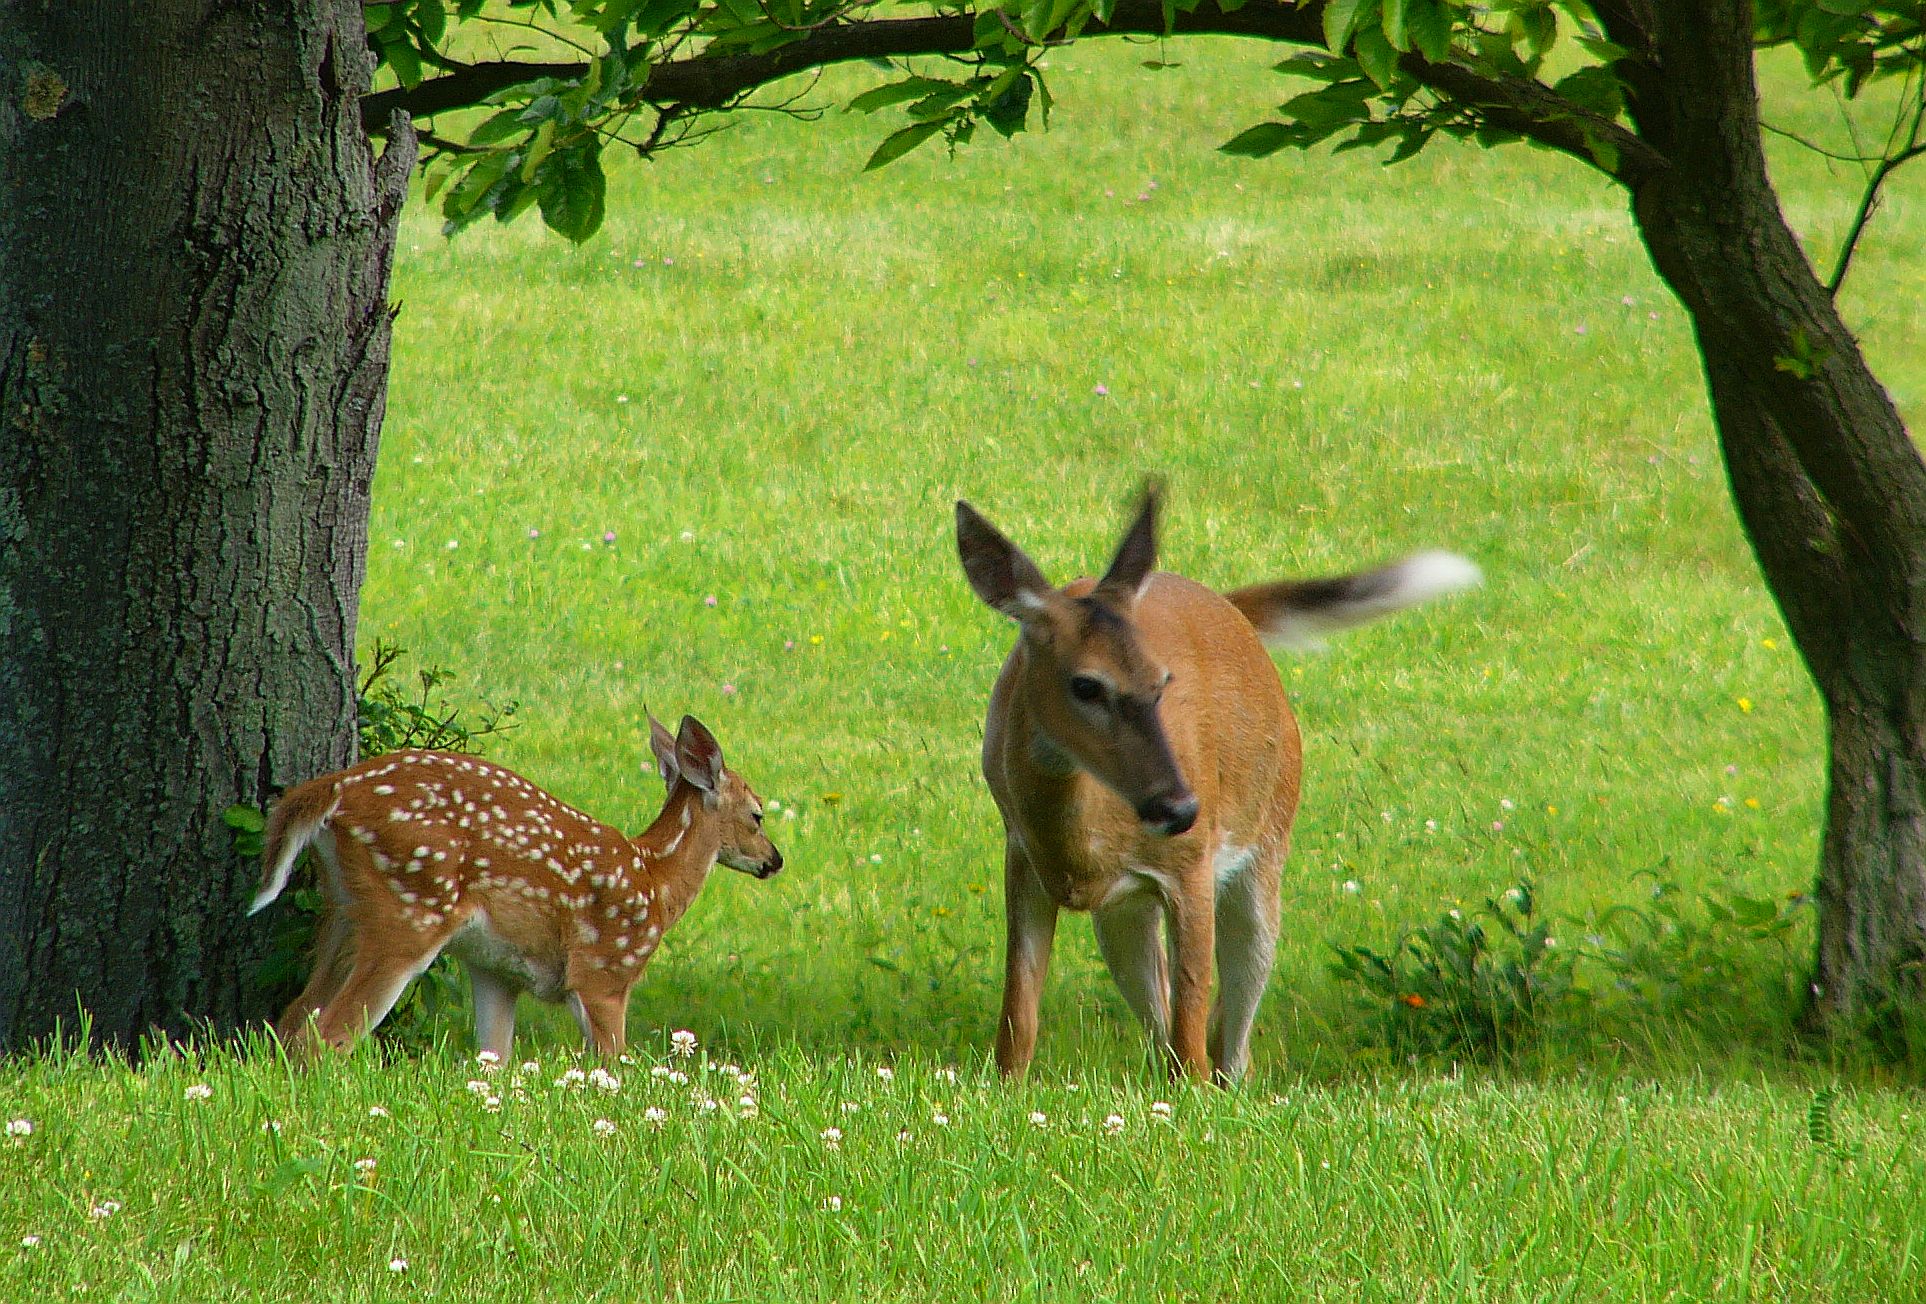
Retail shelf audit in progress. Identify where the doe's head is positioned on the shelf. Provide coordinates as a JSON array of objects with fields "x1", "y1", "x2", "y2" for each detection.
[
  {"x1": 648, "y1": 713, "x2": 784, "y2": 877},
  {"x1": 955, "y1": 485, "x2": 1198, "y2": 837}
]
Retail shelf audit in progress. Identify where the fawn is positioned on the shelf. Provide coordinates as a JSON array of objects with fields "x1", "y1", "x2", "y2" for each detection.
[
  {"x1": 250, "y1": 713, "x2": 781, "y2": 1060},
  {"x1": 957, "y1": 486, "x2": 1478, "y2": 1082}
]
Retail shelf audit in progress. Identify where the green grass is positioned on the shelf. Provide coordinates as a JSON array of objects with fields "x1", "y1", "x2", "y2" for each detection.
[
  {"x1": 4, "y1": 1037, "x2": 1924, "y2": 1300},
  {"x1": 7, "y1": 39, "x2": 1926, "y2": 1300}
]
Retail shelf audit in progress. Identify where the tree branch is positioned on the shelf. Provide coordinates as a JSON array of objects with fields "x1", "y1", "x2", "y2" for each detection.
[
  {"x1": 357, "y1": 0, "x2": 1667, "y2": 193},
  {"x1": 1827, "y1": 139, "x2": 1926, "y2": 295},
  {"x1": 360, "y1": 0, "x2": 1322, "y2": 132},
  {"x1": 1399, "y1": 56, "x2": 1668, "y2": 189}
]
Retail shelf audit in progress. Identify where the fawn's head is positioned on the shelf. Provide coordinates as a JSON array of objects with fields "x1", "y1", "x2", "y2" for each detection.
[
  {"x1": 648, "y1": 713, "x2": 784, "y2": 877},
  {"x1": 956, "y1": 487, "x2": 1198, "y2": 836}
]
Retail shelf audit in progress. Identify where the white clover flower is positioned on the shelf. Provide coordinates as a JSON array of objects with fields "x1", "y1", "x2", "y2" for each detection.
[
  {"x1": 695, "y1": 1097, "x2": 719, "y2": 1113},
  {"x1": 1102, "y1": 1113, "x2": 1126, "y2": 1136},
  {"x1": 896, "y1": 1128, "x2": 914, "y2": 1142},
  {"x1": 368, "y1": 1106, "x2": 391, "y2": 1119},
  {"x1": 587, "y1": 1068, "x2": 622, "y2": 1093},
  {"x1": 1342, "y1": 880, "x2": 1362, "y2": 894},
  {"x1": 651, "y1": 1065, "x2": 673, "y2": 1080},
  {"x1": 21, "y1": 1234, "x2": 41, "y2": 1249},
  {"x1": 519, "y1": 1061, "x2": 541, "y2": 1076},
  {"x1": 89, "y1": 1201, "x2": 121, "y2": 1220},
  {"x1": 481, "y1": 1095, "x2": 502, "y2": 1113},
  {"x1": 183, "y1": 1084, "x2": 213, "y2": 1102},
  {"x1": 465, "y1": 1080, "x2": 492, "y2": 1095},
  {"x1": 669, "y1": 1029, "x2": 698, "y2": 1057},
  {"x1": 592, "y1": 1118, "x2": 617, "y2": 1137},
  {"x1": 5, "y1": 1118, "x2": 32, "y2": 1138},
  {"x1": 643, "y1": 1106, "x2": 669, "y2": 1127},
  {"x1": 1028, "y1": 1111, "x2": 1048, "y2": 1128},
  {"x1": 932, "y1": 1111, "x2": 950, "y2": 1127},
  {"x1": 937, "y1": 1067, "x2": 958, "y2": 1084},
  {"x1": 260, "y1": 1120, "x2": 282, "y2": 1135},
  {"x1": 736, "y1": 1095, "x2": 760, "y2": 1119},
  {"x1": 715, "y1": 1063, "x2": 741, "y2": 1077},
  {"x1": 840, "y1": 1101, "x2": 861, "y2": 1115},
  {"x1": 388, "y1": 1257, "x2": 408, "y2": 1274},
  {"x1": 823, "y1": 1195, "x2": 843, "y2": 1212},
  {"x1": 354, "y1": 1157, "x2": 377, "y2": 1174},
  {"x1": 1149, "y1": 1101, "x2": 1174, "y2": 1120},
  {"x1": 475, "y1": 1051, "x2": 502, "y2": 1071},
  {"x1": 820, "y1": 1126, "x2": 843, "y2": 1150},
  {"x1": 618, "y1": 1054, "x2": 636, "y2": 1067},
  {"x1": 667, "y1": 1070, "x2": 689, "y2": 1086},
  {"x1": 556, "y1": 1068, "x2": 588, "y2": 1089},
  {"x1": 875, "y1": 1066, "x2": 895, "y2": 1082}
]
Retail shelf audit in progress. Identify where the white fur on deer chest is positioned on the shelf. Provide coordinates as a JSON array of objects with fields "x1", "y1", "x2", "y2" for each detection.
[{"x1": 445, "y1": 910, "x2": 566, "y2": 1002}]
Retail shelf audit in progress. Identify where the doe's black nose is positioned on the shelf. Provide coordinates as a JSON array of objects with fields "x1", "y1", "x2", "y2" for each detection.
[
  {"x1": 1137, "y1": 793, "x2": 1199, "y2": 837},
  {"x1": 759, "y1": 849, "x2": 784, "y2": 878}
]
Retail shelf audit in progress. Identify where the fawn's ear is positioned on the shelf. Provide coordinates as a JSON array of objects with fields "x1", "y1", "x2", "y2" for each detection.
[
  {"x1": 648, "y1": 712, "x2": 680, "y2": 786},
  {"x1": 1093, "y1": 482, "x2": 1159, "y2": 607},
  {"x1": 675, "y1": 715, "x2": 725, "y2": 794},
  {"x1": 957, "y1": 500, "x2": 1056, "y2": 624}
]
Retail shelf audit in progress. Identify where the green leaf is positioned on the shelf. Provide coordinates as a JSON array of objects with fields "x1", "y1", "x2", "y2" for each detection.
[
  {"x1": 222, "y1": 804, "x2": 266, "y2": 833},
  {"x1": 1385, "y1": 0, "x2": 1450, "y2": 61},
  {"x1": 1323, "y1": 0, "x2": 1372, "y2": 51},
  {"x1": 1553, "y1": 65, "x2": 1625, "y2": 118},
  {"x1": 467, "y1": 109, "x2": 528, "y2": 146},
  {"x1": 1579, "y1": 128, "x2": 1620, "y2": 174},
  {"x1": 1218, "y1": 122, "x2": 1302, "y2": 157},
  {"x1": 863, "y1": 119, "x2": 944, "y2": 171},
  {"x1": 442, "y1": 150, "x2": 511, "y2": 223},
  {"x1": 538, "y1": 143, "x2": 606, "y2": 242},
  {"x1": 847, "y1": 76, "x2": 955, "y2": 114},
  {"x1": 906, "y1": 83, "x2": 978, "y2": 121},
  {"x1": 983, "y1": 71, "x2": 1035, "y2": 137},
  {"x1": 521, "y1": 118, "x2": 558, "y2": 182},
  {"x1": 412, "y1": 0, "x2": 446, "y2": 45},
  {"x1": 1280, "y1": 78, "x2": 1376, "y2": 133},
  {"x1": 376, "y1": 29, "x2": 423, "y2": 89},
  {"x1": 1354, "y1": 25, "x2": 1398, "y2": 88},
  {"x1": 1273, "y1": 50, "x2": 1363, "y2": 82}
]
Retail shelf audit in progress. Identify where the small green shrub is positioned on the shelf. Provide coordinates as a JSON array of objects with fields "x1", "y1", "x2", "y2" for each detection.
[
  {"x1": 1328, "y1": 881, "x2": 1577, "y2": 1059},
  {"x1": 1329, "y1": 877, "x2": 1815, "y2": 1060},
  {"x1": 1582, "y1": 873, "x2": 1811, "y2": 1026}
]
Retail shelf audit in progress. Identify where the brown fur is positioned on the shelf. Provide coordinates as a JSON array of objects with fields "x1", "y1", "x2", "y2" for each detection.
[
  {"x1": 254, "y1": 715, "x2": 780, "y2": 1062},
  {"x1": 958, "y1": 489, "x2": 1472, "y2": 1083}
]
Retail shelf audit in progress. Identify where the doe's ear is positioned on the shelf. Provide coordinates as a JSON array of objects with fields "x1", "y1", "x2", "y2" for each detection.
[
  {"x1": 1095, "y1": 482, "x2": 1159, "y2": 605},
  {"x1": 675, "y1": 715, "x2": 725, "y2": 794},
  {"x1": 956, "y1": 500, "x2": 1054, "y2": 622},
  {"x1": 648, "y1": 712, "x2": 680, "y2": 786}
]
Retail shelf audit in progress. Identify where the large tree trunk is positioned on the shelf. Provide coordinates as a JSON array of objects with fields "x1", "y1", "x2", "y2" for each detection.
[
  {"x1": 1620, "y1": 5, "x2": 1926, "y2": 1038},
  {"x1": 0, "y1": 4, "x2": 414, "y2": 1050}
]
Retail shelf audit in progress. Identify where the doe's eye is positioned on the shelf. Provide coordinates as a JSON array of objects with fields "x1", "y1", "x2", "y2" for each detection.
[
  {"x1": 752, "y1": 810, "x2": 764, "y2": 826},
  {"x1": 1069, "y1": 674, "x2": 1105, "y2": 704}
]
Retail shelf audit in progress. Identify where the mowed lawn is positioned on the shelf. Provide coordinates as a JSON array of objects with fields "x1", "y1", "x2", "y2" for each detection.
[{"x1": 7, "y1": 39, "x2": 1926, "y2": 1301}]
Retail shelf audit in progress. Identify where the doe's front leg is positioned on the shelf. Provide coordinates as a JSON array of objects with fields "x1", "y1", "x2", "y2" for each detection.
[{"x1": 995, "y1": 844, "x2": 1059, "y2": 1077}]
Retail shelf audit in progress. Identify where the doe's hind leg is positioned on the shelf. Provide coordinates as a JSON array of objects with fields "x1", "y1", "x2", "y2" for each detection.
[{"x1": 1206, "y1": 856, "x2": 1280, "y2": 1085}]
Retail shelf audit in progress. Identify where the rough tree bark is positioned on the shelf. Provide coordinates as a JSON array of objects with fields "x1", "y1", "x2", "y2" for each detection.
[
  {"x1": 1615, "y1": 4, "x2": 1926, "y2": 1035},
  {"x1": 0, "y1": 2, "x2": 414, "y2": 1050}
]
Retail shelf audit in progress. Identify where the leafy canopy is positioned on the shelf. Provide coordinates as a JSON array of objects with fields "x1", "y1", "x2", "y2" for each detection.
[{"x1": 365, "y1": 1, "x2": 1925, "y2": 242}]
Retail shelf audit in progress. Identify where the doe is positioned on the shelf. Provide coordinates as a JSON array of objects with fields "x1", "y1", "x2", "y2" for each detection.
[
  {"x1": 250, "y1": 713, "x2": 781, "y2": 1060},
  {"x1": 957, "y1": 487, "x2": 1478, "y2": 1083}
]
